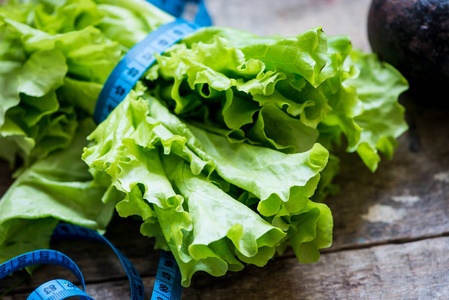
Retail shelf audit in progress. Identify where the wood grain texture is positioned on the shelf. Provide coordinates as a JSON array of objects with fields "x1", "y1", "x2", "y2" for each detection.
[
  {"x1": 3, "y1": 236, "x2": 449, "y2": 299},
  {"x1": 184, "y1": 236, "x2": 449, "y2": 299}
]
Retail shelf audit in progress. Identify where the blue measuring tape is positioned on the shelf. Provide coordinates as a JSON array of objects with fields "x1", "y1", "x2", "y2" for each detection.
[
  {"x1": 151, "y1": 252, "x2": 183, "y2": 300},
  {"x1": 0, "y1": 224, "x2": 140, "y2": 300},
  {"x1": 93, "y1": 18, "x2": 200, "y2": 124},
  {"x1": 0, "y1": 249, "x2": 92, "y2": 300},
  {"x1": 31, "y1": 279, "x2": 93, "y2": 300},
  {"x1": 148, "y1": 0, "x2": 212, "y2": 27}
]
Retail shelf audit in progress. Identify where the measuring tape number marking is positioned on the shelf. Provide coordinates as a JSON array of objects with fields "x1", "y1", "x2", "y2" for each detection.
[
  {"x1": 30, "y1": 279, "x2": 93, "y2": 300},
  {"x1": 151, "y1": 251, "x2": 183, "y2": 300},
  {"x1": 0, "y1": 249, "x2": 92, "y2": 300}
]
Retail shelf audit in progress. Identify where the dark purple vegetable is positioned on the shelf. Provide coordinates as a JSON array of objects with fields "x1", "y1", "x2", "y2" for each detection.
[{"x1": 368, "y1": 0, "x2": 449, "y2": 104}]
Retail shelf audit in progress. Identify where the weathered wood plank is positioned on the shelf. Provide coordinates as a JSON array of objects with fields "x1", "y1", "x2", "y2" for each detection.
[
  {"x1": 4, "y1": 236, "x2": 449, "y2": 299},
  {"x1": 328, "y1": 96, "x2": 449, "y2": 251},
  {"x1": 184, "y1": 236, "x2": 449, "y2": 299}
]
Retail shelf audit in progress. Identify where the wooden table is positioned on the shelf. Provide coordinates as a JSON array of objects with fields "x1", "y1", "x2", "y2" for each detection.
[{"x1": 2, "y1": 0, "x2": 449, "y2": 298}]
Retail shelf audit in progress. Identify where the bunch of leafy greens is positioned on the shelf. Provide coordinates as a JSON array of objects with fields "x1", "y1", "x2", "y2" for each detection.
[{"x1": 0, "y1": 0, "x2": 408, "y2": 286}]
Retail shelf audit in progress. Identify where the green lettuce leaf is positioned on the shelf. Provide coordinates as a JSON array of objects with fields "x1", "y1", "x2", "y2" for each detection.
[
  {"x1": 82, "y1": 92, "x2": 331, "y2": 285},
  {"x1": 347, "y1": 50, "x2": 409, "y2": 171},
  {"x1": 0, "y1": 119, "x2": 121, "y2": 263}
]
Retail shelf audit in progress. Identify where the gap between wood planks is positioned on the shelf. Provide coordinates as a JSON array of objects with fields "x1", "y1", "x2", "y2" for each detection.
[
  {"x1": 132, "y1": 233, "x2": 449, "y2": 278},
  {"x1": 8, "y1": 232, "x2": 449, "y2": 288},
  {"x1": 4, "y1": 236, "x2": 449, "y2": 300},
  {"x1": 290, "y1": 232, "x2": 449, "y2": 259}
]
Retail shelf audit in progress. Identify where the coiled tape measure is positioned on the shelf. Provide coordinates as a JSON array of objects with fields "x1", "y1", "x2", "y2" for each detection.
[
  {"x1": 1, "y1": 1, "x2": 210, "y2": 298},
  {"x1": 1, "y1": 249, "x2": 93, "y2": 300},
  {"x1": 0, "y1": 224, "x2": 134, "y2": 300},
  {"x1": 0, "y1": 224, "x2": 184, "y2": 299}
]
